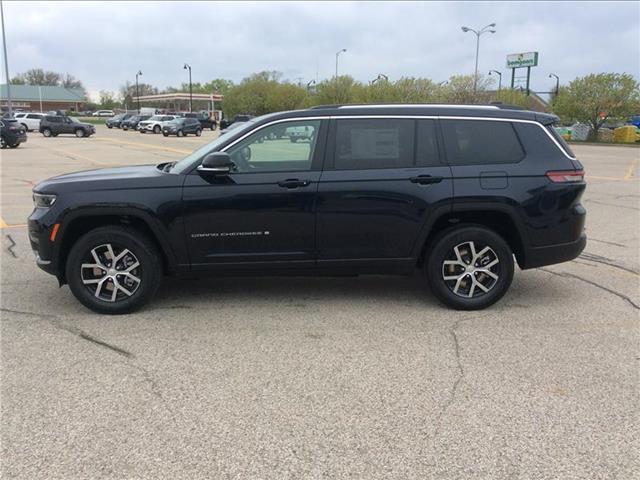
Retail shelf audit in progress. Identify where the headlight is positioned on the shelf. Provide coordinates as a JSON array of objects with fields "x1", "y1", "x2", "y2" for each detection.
[{"x1": 33, "y1": 193, "x2": 57, "y2": 208}]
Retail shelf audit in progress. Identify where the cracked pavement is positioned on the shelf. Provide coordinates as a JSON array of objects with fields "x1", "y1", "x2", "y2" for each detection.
[{"x1": 1, "y1": 131, "x2": 639, "y2": 479}]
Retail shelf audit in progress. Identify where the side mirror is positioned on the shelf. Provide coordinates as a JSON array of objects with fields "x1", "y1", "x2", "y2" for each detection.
[{"x1": 197, "y1": 152, "x2": 234, "y2": 174}]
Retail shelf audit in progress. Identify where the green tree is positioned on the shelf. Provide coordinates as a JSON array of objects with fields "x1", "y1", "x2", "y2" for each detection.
[
  {"x1": 98, "y1": 90, "x2": 119, "y2": 109},
  {"x1": 552, "y1": 73, "x2": 640, "y2": 139}
]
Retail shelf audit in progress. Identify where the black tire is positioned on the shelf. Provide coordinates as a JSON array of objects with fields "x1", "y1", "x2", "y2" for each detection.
[
  {"x1": 162, "y1": 132, "x2": 169, "y2": 137},
  {"x1": 195, "y1": 129, "x2": 202, "y2": 137},
  {"x1": 8, "y1": 143, "x2": 19, "y2": 148},
  {"x1": 21, "y1": 123, "x2": 29, "y2": 131},
  {"x1": 0, "y1": 136, "x2": 6, "y2": 148},
  {"x1": 42, "y1": 128, "x2": 52, "y2": 137},
  {"x1": 425, "y1": 225, "x2": 514, "y2": 310},
  {"x1": 122, "y1": 125, "x2": 128, "y2": 131},
  {"x1": 107, "y1": 125, "x2": 113, "y2": 129},
  {"x1": 66, "y1": 226, "x2": 162, "y2": 314},
  {"x1": 75, "y1": 129, "x2": 85, "y2": 138},
  {"x1": 210, "y1": 124, "x2": 216, "y2": 131},
  {"x1": 177, "y1": 129, "x2": 184, "y2": 137},
  {"x1": 153, "y1": 125, "x2": 161, "y2": 134}
]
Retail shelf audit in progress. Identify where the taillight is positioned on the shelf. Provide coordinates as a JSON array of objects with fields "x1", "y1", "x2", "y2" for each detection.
[{"x1": 546, "y1": 170, "x2": 585, "y2": 183}]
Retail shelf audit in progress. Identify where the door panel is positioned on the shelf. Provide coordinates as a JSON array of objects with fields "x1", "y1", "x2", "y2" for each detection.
[
  {"x1": 181, "y1": 119, "x2": 327, "y2": 271},
  {"x1": 317, "y1": 118, "x2": 453, "y2": 262}
]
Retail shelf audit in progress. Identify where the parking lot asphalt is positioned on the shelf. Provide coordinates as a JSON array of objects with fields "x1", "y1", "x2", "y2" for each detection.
[{"x1": 1, "y1": 126, "x2": 639, "y2": 479}]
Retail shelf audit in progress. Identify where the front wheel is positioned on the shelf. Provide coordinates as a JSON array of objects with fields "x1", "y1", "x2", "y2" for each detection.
[
  {"x1": 75, "y1": 129, "x2": 85, "y2": 138},
  {"x1": 66, "y1": 226, "x2": 162, "y2": 314},
  {"x1": 195, "y1": 129, "x2": 202, "y2": 136},
  {"x1": 153, "y1": 125, "x2": 161, "y2": 134},
  {"x1": 425, "y1": 225, "x2": 514, "y2": 310},
  {"x1": 42, "y1": 128, "x2": 52, "y2": 137}
]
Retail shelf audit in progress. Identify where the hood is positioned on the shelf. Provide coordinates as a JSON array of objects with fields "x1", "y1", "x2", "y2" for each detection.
[{"x1": 34, "y1": 164, "x2": 168, "y2": 194}]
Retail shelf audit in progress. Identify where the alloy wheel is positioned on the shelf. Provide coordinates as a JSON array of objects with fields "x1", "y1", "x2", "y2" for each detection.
[
  {"x1": 80, "y1": 243, "x2": 141, "y2": 302},
  {"x1": 442, "y1": 241, "x2": 499, "y2": 298}
]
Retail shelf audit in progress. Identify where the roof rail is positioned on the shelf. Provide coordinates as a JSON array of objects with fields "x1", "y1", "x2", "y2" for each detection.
[
  {"x1": 310, "y1": 104, "x2": 344, "y2": 109},
  {"x1": 489, "y1": 102, "x2": 525, "y2": 110}
]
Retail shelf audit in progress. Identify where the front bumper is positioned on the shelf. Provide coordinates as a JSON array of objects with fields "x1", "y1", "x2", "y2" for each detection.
[{"x1": 28, "y1": 212, "x2": 58, "y2": 276}]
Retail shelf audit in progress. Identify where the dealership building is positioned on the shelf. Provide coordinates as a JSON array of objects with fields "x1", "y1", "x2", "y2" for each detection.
[
  {"x1": 1, "y1": 84, "x2": 87, "y2": 113},
  {"x1": 132, "y1": 92, "x2": 224, "y2": 119}
]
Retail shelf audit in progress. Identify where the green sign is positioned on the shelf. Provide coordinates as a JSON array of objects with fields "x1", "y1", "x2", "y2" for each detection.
[{"x1": 506, "y1": 52, "x2": 539, "y2": 69}]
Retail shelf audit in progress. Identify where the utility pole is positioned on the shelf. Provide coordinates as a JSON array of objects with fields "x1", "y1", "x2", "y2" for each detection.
[
  {"x1": 461, "y1": 23, "x2": 497, "y2": 92},
  {"x1": 183, "y1": 63, "x2": 192, "y2": 112},
  {"x1": 488, "y1": 70, "x2": 502, "y2": 90},
  {"x1": 1, "y1": 0, "x2": 13, "y2": 116},
  {"x1": 135, "y1": 70, "x2": 142, "y2": 113},
  {"x1": 335, "y1": 48, "x2": 347, "y2": 79}
]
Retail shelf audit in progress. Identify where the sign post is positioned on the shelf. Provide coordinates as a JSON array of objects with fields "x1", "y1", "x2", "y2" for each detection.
[{"x1": 506, "y1": 51, "x2": 538, "y2": 94}]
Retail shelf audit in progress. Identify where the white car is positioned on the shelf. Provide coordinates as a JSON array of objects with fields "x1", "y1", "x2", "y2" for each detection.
[
  {"x1": 137, "y1": 115, "x2": 179, "y2": 134},
  {"x1": 93, "y1": 110, "x2": 115, "y2": 117},
  {"x1": 14, "y1": 112, "x2": 45, "y2": 131}
]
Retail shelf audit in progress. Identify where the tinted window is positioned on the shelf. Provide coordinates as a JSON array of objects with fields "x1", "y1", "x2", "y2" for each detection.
[
  {"x1": 27, "y1": 114, "x2": 42, "y2": 119},
  {"x1": 441, "y1": 120, "x2": 524, "y2": 165},
  {"x1": 46, "y1": 116, "x2": 62, "y2": 123},
  {"x1": 227, "y1": 120, "x2": 321, "y2": 173},
  {"x1": 334, "y1": 119, "x2": 414, "y2": 170},
  {"x1": 416, "y1": 119, "x2": 440, "y2": 166}
]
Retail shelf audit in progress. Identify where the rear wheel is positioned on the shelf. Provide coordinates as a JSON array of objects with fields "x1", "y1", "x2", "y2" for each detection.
[
  {"x1": 42, "y1": 128, "x2": 52, "y2": 137},
  {"x1": 66, "y1": 226, "x2": 162, "y2": 314},
  {"x1": 195, "y1": 129, "x2": 202, "y2": 136},
  {"x1": 177, "y1": 129, "x2": 184, "y2": 137},
  {"x1": 8, "y1": 143, "x2": 19, "y2": 148},
  {"x1": 425, "y1": 225, "x2": 514, "y2": 310}
]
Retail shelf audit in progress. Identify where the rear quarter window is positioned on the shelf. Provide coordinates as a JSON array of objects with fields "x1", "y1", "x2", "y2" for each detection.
[
  {"x1": 441, "y1": 119, "x2": 525, "y2": 165},
  {"x1": 545, "y1": 125, "x2": 575, "y2": 158}
]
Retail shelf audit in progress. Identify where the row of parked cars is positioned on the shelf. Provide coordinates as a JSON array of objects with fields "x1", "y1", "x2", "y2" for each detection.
[{"x1": 106, "y1": 112, "x2": 218, "y2": 137}]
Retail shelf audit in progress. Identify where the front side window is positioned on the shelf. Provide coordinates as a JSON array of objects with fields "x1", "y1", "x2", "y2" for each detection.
[
  {"x1": 226, "y1": 120, "x2": 321, "y2": 173},
  {"x1": 441, "y1": 119, "x2": 524, "y2": 165},
  {"x1": 334, "y1": 119, "x2": 414, "y2": 170}
]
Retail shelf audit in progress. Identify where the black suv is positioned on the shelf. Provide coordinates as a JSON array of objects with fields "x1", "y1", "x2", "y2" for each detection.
[
  {"x1": 121, "y1": 115, "x2": 151, "y2": 131},
  {"x1": 28, "y1": 104, "x2": 586, "y2": 314},
  {"x1": 183, "y1": 112, "x2": 217, "y2": 130},
  {"x1": 39, "y1": 115, "x2": 96, "y2": 138},
  {"x1": 106, "y1": 113, "x2": 134, "y2": 129},
  {"x1": 0, "y1": 118, "x2": 27, "y2": 148},
  {"x1": 162, "y1": 117, "x2": 203, "y2": 137}
]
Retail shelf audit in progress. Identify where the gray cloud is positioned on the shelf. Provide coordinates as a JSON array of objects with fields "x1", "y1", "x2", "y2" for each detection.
[{"x1": 2, "y1": 0, "x2": 639, "y2": 100}]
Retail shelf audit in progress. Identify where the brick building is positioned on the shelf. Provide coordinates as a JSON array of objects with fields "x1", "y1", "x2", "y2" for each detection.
[{"x1": 1, "y1": 84, "x2": 87, "y2": 113}]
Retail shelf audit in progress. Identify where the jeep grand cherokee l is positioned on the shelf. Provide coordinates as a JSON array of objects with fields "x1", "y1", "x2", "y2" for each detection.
[{"x1": 28, "y1": 104, "x2": 586, "y2": 314}]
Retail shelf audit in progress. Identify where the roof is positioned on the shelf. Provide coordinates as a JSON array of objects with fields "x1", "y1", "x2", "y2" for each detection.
[
  {"x1": 0, "y1": 84, "x2": 86, "y2": 102},
  {"x1": 274, "y1": 104, "x2": 557, "y2": 124}
]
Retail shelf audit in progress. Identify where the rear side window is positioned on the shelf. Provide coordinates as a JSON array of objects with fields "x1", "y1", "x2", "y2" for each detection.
[
  {"x1": 441, "y1": 120, "x2": 525, "y2": 165},
  {"x1": 546, "y1": 125, "x2": 575, "y2": 158},
  {"x1": 46, "y1": 116, "x2": 62, "y2": 123},
  {"x1": 335, "y1": 119, "x2": 414, "y2": 169},
  {"x1": 27, "y1": 114, "x2": 42, "y2": 119}
]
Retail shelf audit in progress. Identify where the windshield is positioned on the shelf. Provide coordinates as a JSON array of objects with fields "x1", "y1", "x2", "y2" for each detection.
[{"x1": 171, "y1": 118, "x2": 261, "y2": 174}]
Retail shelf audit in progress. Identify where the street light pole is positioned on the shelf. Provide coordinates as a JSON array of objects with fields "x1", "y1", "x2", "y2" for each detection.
[
  {"x1": 461, "y1": 23, "x2": 496, "y2": 92},
  {"x1": 335, "y1": 49, "x2": 346, "y2": 79},
  {"x1": 488, "y1": 70, "x2": 502, "y2": 90},
  {"x1": 135, "y1": 70, "x2": 142, "y2": 113},
  {"x1": 184, "y1": 63, "x2": 192, "y2": 112},
  {"x1": 1, "y1": 0, "x2": 13, "y2": 116},
  {"x1": 549, "y1": 73, "x2": 560, "y2": 97}
]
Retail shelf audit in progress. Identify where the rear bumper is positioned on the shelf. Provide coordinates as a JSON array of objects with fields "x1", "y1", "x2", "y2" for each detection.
[{"x1": 520, "y1": 233, "x2": 586, "y2": 270}]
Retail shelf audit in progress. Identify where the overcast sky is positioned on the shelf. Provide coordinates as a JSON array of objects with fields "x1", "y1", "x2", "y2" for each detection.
[{"x1": 2, "y1": 1, "x2": 639, "y2": 101}]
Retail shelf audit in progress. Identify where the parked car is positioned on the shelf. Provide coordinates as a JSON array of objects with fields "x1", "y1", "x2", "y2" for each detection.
[
  {"x1": 286, "y1": 125, "x2": 314, "y2": 142},
  {"x1": 14, "y1": 112, "x2": 45, "y2": 132},
  {"x1": 0, "y1": 119, "x2": 27, "y2": 148},
  {"x1": 162, "y1": 117, "x2": 203, "y2": 137},
  {"x1": 121, "y1": 115, "x2": 151, "y2": 131},
  {"x1": 106, "y1": 113, "x2": 135, "y2": 129},
  {"x1": 182, "y1": 112, "x2": 217, "y2": 130},
  {"x1": 137, "y1": 115, "x2": 179, "y2": 134},
  {"x1": 220, "y1": 114, "x2": 253, "y2": 130},
  {"x1": 219, "y1": 121, "x2": 248, "y2": 135},
  {"x1": 28, "y1": 104, "x2": 586, "y2": 314},
  {"x1": 93, "y1": 110, "x2": 115, "y2": 117},
  {"x1": 39, "y1": 115, "x2": 96, "y2": 138}
]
